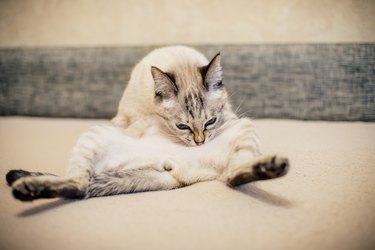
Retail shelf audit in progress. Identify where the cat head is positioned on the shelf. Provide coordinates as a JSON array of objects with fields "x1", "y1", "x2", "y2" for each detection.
[{"x1": 151, "y1": 53, "x2": 229, "y2": 146}]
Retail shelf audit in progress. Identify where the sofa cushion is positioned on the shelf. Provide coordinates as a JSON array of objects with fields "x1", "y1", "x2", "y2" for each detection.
[
  {"x1": 1, "y1": 44, "x2": 374, "y2": 121},
  {"x1": 0, "y1": 117, "x2": 374, "y2": 250}
]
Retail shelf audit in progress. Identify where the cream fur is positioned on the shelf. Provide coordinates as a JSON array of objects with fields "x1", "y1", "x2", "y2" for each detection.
[
  {"x1": 8, "y1": 46, "x2": 289, "y2": 201},
  {"x1": 112, "y1": 46, "x2": 209, "y2": 127},
  {"x1": 112, "y1": 46, "x2": 236, "y2": 146}
]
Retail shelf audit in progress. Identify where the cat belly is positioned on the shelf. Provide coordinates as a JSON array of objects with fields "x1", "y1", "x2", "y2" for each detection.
[
  {"x1": 93, "y1": 132, "x2": 167, "y2": 173},
  {"x1": 91, "y1": 126, "x2": 229, "y2": 174}
]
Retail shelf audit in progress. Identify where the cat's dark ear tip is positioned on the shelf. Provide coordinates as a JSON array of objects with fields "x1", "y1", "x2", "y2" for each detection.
[{"x1": 210, "y1": 52, "x2": 221, "y2": 64}]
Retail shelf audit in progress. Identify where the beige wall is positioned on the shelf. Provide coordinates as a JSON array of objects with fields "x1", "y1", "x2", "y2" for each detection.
[{"x1": 0, "y1": 0, "x2": 374, "y2": 48}]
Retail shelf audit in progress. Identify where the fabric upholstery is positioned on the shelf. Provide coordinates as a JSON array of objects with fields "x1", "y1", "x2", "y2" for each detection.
[
  {"x1": 1, "y1": 44, "x2": 374, "y2": 121},
  {"x1": 0, "y1": 117, "x2": 374, "y2": 250}
]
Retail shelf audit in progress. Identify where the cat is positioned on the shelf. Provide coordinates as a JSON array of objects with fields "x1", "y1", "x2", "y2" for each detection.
[
  {"x1": 112, "y1": 46, "x2": 237, "y2": 146},
  {"x1": 6, "y1": 46, "x2": 289, "y2": 201},
  {"x1": 7, "y1": 117, "x2": 289, "y2": 201}
]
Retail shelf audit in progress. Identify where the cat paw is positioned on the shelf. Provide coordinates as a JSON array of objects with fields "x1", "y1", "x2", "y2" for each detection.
[
  {"x1": 6, "y1": 169, "x2": 32, "y2": 186},
  {"x1": 227, "y1": 155, "x2": 289, "y2": 186},
  {"x1": 252, "y1": 155, "x2": 289, "y2": 181},
  {"x1": 12, "y1": 178, "x2": 46, "y2": 201}
]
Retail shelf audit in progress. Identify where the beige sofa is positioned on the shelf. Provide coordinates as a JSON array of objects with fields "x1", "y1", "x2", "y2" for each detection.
[{"x1": 1, "y1": 116, "x2": 374, "y2": 250}]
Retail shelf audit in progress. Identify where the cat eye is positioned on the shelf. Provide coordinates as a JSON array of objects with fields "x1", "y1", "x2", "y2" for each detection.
[
  {"x1": 205, "y1": 117, "x2": 217, "y2": 127},
  {"x1": 176, "y1": 123, "x2": 190, "y2": 130}
]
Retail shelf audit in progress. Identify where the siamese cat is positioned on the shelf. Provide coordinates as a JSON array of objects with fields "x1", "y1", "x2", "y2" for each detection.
[{"x1": 6, "y1": 46, "x2": 289, "y2": 201}]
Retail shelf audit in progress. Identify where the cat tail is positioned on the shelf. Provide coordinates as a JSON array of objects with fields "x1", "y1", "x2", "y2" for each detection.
[{"x1": 6, "y1": 169, "x2": 56, "y2": 186}]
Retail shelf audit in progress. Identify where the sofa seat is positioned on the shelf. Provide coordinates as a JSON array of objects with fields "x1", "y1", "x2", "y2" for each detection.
[{"x1": 0, "y1": 117, "x2": 374, "y2": 250}]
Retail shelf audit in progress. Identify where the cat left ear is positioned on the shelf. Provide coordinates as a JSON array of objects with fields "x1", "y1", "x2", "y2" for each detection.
[
  {"x1": 151, "y1": 66, "x2": 178, "y2": 101},
  {"x1": 200, "y1": 53, "x2": 223, "y2": 91}
]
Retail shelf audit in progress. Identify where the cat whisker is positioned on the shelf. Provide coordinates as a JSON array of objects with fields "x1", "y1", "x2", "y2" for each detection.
[
  {"x1": 228, "y1": 90, "x2": 240, "y2": 99},
  {"x1": 238, "y1": 110, "x2": 250, "y2": 118},
  {"x1": 234, "y1": 97, "x2": 247, "y2": 117}
]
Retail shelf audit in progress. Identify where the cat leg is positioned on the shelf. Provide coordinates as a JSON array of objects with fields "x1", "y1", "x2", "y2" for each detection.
[
  {"x1": 11, "y1": 126, "x2": 109, "y2": 201},
  {"x1": 86, "y1": 161, "x2": 182, "y2": 198},
  {"x1": 11, "y1": 164, "x2": 93, "y2": 201},
  {"x1": 219, "y1": 118, "x2": 289, "y2": 186},
  {"x1": 11, "y1": 146, "x2": 95, "y2": 201},
  {"x1": 6, "y1": 169, "x2": 56, "y2": 186},
  {"x1": 86, "y1": 159, "x2": 219, "y2": 198},
  {"x1": 225, "y1": 155, "x2": 289, "y2": 186},
  {"x1": 11, "y1": 145, "x2": 95, "y2": 201},
  {"x1": 11, "y1": 175, "x2": 88, "y2": 201}
]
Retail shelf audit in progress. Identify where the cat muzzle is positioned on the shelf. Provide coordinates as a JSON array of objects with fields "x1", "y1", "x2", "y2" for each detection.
[{"x1": 194, "y1": 134, "x2": 205, "y2": 145}]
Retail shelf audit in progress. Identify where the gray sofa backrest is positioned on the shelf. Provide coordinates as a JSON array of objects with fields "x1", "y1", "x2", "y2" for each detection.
[{"x1": 1, "y1": 45, "x2": 374, "y2": 121}]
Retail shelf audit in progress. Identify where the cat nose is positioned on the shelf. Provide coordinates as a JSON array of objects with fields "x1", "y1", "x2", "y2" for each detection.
[{"x1": 194, "y1": 134, "x2": 205, "y2": 145}]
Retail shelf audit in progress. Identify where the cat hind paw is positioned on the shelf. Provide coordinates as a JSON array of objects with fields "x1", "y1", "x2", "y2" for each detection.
[
  {"x1": 253, "y1": 155, "x2": 289, "y2": 180},
  {"x1": 227, "y1": 155, "x2": 289, "y2": 186},
  {"x1": 6, "y1": 169, "x2": 33, "y2": 186},
  {"x1": 11, "y1": 178, "x2": 48, "y2": 201}
]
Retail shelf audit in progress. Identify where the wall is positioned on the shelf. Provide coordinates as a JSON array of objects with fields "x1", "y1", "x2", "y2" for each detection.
[{"x1": 0, "y1": 0, "x2": 374, "y2": 48}]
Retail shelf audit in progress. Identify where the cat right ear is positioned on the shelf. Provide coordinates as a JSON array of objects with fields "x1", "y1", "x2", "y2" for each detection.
[
  {"x1": 151, "y1": 66, "x2": 178, "y2": 101},
  {"x1": 200, "y1": 53, "x2": 223, "y2": 92}
]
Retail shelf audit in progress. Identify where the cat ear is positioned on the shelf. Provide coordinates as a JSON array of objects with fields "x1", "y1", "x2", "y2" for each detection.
[
  {"x1": 151, "y1": 66, "x2": 178, "y2": 101},
  {"x1": 201, "y1": 53, "x2": 223, "y2": 91}
]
